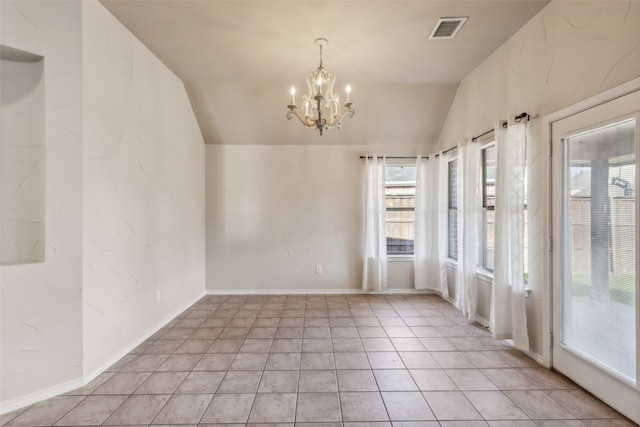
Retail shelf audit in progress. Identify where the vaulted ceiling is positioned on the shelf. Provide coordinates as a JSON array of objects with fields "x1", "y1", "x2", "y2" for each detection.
[{"x1": 99, "y1": 0, "x2": 549, "y2": 146}]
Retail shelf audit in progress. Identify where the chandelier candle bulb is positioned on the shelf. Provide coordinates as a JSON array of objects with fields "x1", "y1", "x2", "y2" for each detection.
[
  {"x1": 346, "y1": 84, "x2": 351, "y2": 102},
  {"x1": 290, "y1": 86, "x2": 296, "y2": 105}
]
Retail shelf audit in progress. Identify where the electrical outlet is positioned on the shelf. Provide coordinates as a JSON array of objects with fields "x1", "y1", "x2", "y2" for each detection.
[
  {"x1": 316, "y1": 264, "x2": 323, "y2": 274},
  {"x1": 155, "y1": 290, "x2": 161, "y2": 301}
]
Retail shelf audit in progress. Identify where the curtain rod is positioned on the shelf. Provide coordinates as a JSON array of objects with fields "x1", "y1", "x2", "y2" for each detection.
[
  {"x1": 359, "y1": 112, "x2": 530, "y2": 161},
  {"x1": 471, "y1": 112, "x2": 529, "y2": 142},
  {"x1": 433, "y1": 145, "x2": 458, "y2": 158},
  {"x1": 471, "y1": 128, "x2": 494, "y2": 142},
  {"x1": 441, "y1": 145, "x2": 458, "y2": 155},
  {"x1": 359, "y1": 145, "x2": 457, "y2": 161}
]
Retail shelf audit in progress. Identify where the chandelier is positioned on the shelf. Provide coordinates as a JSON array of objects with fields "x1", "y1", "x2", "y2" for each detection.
[{"x1": 287, "y1": 38, "x2": 355, "y2": 136}]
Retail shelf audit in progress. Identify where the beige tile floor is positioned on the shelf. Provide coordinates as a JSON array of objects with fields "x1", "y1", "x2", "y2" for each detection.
[{"x1": 1, "y1": 294, "x2": 637, "y2": 427}]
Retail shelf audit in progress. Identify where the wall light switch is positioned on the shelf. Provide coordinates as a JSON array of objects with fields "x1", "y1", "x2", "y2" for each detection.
[
  {"x1": 316, "y1": 264, "x2": 323, "y2": 274},
  {"x1": 155, "y1": 290, "x2": 161, "y2": 301}
]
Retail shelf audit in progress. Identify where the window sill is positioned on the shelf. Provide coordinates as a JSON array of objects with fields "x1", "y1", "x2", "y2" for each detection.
[
  {"x1": 476, "y1": 268, "x2": 494, "y2": 283},
  {"x1": 387, "y1": 255, "x2": 414, "y2": 262},
  {"x1": 446, "y1": 258, "x2": 458, "y2": 268}
]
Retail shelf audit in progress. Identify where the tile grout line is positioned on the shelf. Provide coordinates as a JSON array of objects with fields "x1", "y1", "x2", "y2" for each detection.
[{"x1": 6, "y1": 293, "x2": 634, "y2": 426}]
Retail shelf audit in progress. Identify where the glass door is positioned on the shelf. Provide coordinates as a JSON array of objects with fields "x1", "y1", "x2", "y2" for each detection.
[{"x1": 551, "y1": 89, "x2": 640, "y2": 424}]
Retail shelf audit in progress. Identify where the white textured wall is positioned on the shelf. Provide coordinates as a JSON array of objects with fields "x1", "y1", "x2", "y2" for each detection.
[
  {"x1": 0, "y1": 0, "x2": 84, "y2": 407},
  {"x1": 388, "y1": 260, "x2": 414, "y2": 291},
  {"x1": 1, "y1": 57, "x2": 46, "y2": 264},
  {"x1": 206, "y1": 144, "x2": 424, "y2": 292},
  {"x1": 437, "y1": 0, "x2": 640, "y2": 356},
  {"x1": 82, "y1": 1, "x2": 206, "y2": 376}
]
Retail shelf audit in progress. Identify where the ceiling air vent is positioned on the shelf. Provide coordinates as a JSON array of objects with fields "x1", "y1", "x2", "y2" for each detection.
[{"x1": 429, "y1": 17, "x2": 468, "y2": 39}]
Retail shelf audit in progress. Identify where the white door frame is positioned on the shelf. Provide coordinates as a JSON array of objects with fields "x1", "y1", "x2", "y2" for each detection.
[{"x1": 541, "y1": 77, "x2": 640, "y2": 368}]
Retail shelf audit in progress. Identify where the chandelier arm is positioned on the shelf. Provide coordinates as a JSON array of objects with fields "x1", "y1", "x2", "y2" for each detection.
[
  {"x1": 324, "y1": 107, "x2": 356, "y2": 128},
  {"x1": 287, "y1": 109, "x2": 317, "y2": 128}
]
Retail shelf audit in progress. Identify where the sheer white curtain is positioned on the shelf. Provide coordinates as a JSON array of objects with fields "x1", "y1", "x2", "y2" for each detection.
[
  {"x1": 491, "y1": 119, "x2": 529, "y2": 351},
  {"x1": 363, "y1": 155, "x2": 387, "y2": 293},
  {"x1": 436, "y1": 153, "x2": 450, "y2": 298},
  {"x1": 414, "y1": 154, "x2": 448, "y2": 296},
  {"x1": 456, "y1": 139, "x2": 481, "y2": 320}
]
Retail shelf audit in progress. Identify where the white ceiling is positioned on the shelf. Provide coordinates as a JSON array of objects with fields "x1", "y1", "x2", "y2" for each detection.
[{"x1": 99, "y1": 0, "x2": 549, "y2": 145}]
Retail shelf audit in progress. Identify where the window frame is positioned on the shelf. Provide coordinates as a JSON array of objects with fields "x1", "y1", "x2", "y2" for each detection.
[
  {"x1": 481, "y1": 142, "x2": 497, "y2": 273},
  {"x1": 385, "y1": 162, "x2": 417, "y2": 257},
  {"x1": 448, "y1": 157, "x2": 459, "y2": 261},
  {"x1": 523, "y1": 165, "x2": 529, "y2": 284},
  {"x1": 477, "y1": 141, "x2": 529, "y2": 281}
]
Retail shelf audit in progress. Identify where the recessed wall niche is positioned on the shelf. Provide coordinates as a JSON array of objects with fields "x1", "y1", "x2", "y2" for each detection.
[{"x1": 1, "y1": 45, "x2": 46, "y2": 264}]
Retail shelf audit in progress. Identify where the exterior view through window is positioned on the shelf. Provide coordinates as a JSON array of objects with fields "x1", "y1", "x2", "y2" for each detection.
[
  {"x1": 385, "y1": 165, "x2": 416, "y2": 255},
  {"x1": 482, "y1": 145, "x2": 496, "y2": 271},
  {"x1": 481, "y1": 144, "x2": 528, "y2": 277},
  {"x1": 448, "y1": 159, "x2": 458, "y2": 259},
  {"x1": 563, "y1": 117, "x2": 637, "y2": 381}
]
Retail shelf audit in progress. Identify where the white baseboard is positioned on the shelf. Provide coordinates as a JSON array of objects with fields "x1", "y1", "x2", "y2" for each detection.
[
  {"x1": 206, "y1": 288, "x2": 364, "y2": 295},
  {"x1": 442, "y1": 295, "x2": 457, "y2": 306},
  {"x1": 476, "y1": 315, "x2": 490, "y2": 328},
  {"x1": 206, "y1": 288, "x2": 438, "y2": 295},
  {"x1": 82, "y1": 290, "x2": 206, "y2": 383},
  {"x1": 0, "y1": 290, "x2": 206, "y2": 416},
  {"x1": 0, "y1": 377, "x2": 84, "y2": 416},
  {"x1": 383, "y1": 289, "x2": 438, "y2": 294},
  {"x1": 472, "y1": 318, "x2": 543, "y2": 364},
  {"x1": 522, "y1": 348, "x2": 544, "y2": 365}
]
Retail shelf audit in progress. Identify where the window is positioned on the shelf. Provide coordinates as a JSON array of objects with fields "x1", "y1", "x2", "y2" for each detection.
[
  {"x1": 479, "y1": 143, "x2": 528, "y2": 279},
  {"x1": 448, "y1": 159, "x2": 458, "y2": 260},
  {"x1": 523, "y1": 167, "x2": 528, "y2": 283},
  {"x1": 482, "y1": 145, "x2": 496, "y2": 271},
  {"x1": 385, "y1": 165, "x2": 416, "y2": 255}
]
